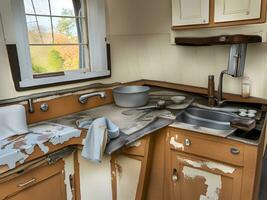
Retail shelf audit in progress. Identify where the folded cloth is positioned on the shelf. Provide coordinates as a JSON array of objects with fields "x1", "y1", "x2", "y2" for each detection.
[{"x1": 81, "y1": 117, "x2": 120, "y2": 163}]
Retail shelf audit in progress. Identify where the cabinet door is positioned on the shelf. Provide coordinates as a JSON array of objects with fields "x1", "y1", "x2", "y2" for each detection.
[
  {"x1": 172, "y1": 0, "x2": 209, "y2": 26},
  {"x1": 169, "y1": 152, "x2": 243, "y2": 200},
  {"x1": 214, "y1": 0, "x2": 262, "y2": 23}
]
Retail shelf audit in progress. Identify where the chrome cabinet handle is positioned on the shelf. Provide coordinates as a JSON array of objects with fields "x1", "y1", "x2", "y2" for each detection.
[
  {"x1": 230, "y1": 148, "x2": 240, "y2": 155},
  {"x1": 172, "y1": 168, "x2": 179, "y2": 182},
  {"x1": 184, "y1": 138, "x2": 191, "y2": 147},
  {"x1": 17, "y1": 178, "x2": 36, "y2": 187}
]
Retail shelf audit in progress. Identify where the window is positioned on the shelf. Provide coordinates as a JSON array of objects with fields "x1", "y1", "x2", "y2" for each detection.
[
  {"x1": 24, "y1": 0, "x2": 88, "y2": 75},
  {"x1": 9, "y1": 0, "x2": 109, "y2": 89}
]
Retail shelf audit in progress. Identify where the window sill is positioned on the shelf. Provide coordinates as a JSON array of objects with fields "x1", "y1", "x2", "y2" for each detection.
[{"x1": 19, "y1": 70, "x2": 111, "y2": 88}]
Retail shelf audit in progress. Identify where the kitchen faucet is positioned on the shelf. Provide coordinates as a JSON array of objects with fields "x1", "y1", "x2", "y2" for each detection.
[
  {"x1": 79, "y1": 91, "x2": 106, "y2": 104},
  {"x1": 211, "y1": 44, "x2": 247, "y2": 106},
  {"x1": 217, "y1": 70, "x2": 228, "y2": 106}
]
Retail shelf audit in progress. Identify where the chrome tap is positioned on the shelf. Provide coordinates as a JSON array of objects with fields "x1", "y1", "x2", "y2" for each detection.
[
  {"x1": 79, "y1": 91, "x2": 106, "y2": 104},
  {"x1": 216, "y1": 44, "x2": 247, "y2": 107}
]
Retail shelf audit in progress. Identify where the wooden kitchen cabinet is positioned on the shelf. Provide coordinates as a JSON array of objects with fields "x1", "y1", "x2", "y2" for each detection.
[
  {"x1": 0, "y1": 160, "x2": 66, "y2": 200},
  {"x1": 214, "y1": 0, "x2": 262, "y2": 23},
  {"x1": 172, "y1": 0, "x2": 267, "y2": 29},
  {"x1": 164, "y1": 127, "x2": 264, "y2": 200},
  {"x1": 172, "y1": 0, "x2": 210, "y2": 26}
]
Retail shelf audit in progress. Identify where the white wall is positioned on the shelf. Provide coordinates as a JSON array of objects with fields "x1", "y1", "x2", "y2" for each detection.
[
  {"x1": 107, "y1": 0, "x2": 267, "y2": 99},
  {"x1": 0, "y1": 0, "x2": 267, "y2": 100}
]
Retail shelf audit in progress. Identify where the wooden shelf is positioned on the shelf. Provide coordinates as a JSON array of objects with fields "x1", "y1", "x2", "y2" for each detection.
[{"x1": 175, "y1": 34, "x2": 262, "y2": 46}]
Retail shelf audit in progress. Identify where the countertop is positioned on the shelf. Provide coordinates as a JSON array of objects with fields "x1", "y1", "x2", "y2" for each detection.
[{"x1": 0, "y1": 88, "x2": 265, "y2": 175}]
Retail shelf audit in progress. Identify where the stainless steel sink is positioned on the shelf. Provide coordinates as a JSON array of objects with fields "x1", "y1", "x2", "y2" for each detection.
[{"x1": 176, "y1": 107, "x2": 237, "y2": 132}]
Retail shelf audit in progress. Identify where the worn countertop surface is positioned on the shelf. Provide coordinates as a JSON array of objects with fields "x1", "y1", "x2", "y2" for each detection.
[
  {"x1": 50, "y1": 103, "x2": 175, "y2": 154},
  {"x1": 0, "y1": 88, "x2": 265, "y2": 174}
]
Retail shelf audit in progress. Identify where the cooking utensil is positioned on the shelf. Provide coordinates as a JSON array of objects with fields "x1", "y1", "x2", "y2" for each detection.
[
  {"x1": 170, "y1": 96, "x2": 186, "y2": 104},
  {"x1": 137, "y1": 100, "x2": 166, "y2": 110},
  {"x1": 113, "y1": 86, "x2": 150, "y2": 108},
  {"x1": 167, "y1": 97, "x2": 194, "y2": 110}
]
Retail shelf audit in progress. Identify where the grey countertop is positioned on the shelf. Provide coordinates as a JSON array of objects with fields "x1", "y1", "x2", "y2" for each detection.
[
  {"x1": 0, "y1": 87, "x2": 264, "y2": 173},
  {"x1": 49, "y1": 87, "x2": 266, "y2": 149},
  {"x1": 49, "y1": 104, "x2": 175, "y2": 154}
]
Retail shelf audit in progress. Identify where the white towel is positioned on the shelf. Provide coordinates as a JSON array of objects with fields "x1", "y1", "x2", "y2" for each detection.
[
  {"x1": 0, "y1": 105, "x2": 28, "y2": 140},
  {"x1": 81, "y1": 117, "x2": 119, "y2": 163}
]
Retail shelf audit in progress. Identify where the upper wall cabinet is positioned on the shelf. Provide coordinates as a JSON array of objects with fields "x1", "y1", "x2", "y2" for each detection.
[
  {"x1": 214, "y1": 0, "x2": 262, "y2": 22},
  {"x1": 172, "y1": 0, "x2": 209, "y2": 26},
  {"x1": 172, "y1": 0, "x2": 267, "y2": 30}
]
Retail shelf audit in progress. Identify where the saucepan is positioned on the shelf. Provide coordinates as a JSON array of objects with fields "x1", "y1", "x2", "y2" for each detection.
[{"x1": 113, "y1": 86, "x2": 151, "y2": 108}]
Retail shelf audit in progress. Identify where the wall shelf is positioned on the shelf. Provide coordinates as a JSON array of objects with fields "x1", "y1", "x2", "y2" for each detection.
[{"x1": 175, "y1": 34, "x2": 262, "y2": 46}]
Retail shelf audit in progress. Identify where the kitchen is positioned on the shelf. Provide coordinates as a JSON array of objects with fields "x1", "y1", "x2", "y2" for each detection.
[{"x1": 0, "y1": 0, "x2": 267, "y2": 199}]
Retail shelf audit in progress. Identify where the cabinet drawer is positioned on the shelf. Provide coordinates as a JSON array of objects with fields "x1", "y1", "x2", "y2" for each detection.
[
  {"x1": 168, "y1": 128, "x2": 244, "y2": 166},
  {"x1": 0, "y1": 160, "x2": 65, "y2": 200},
  {"x1": 122, "y1": 137, "x2": 149, "y2": 157}
]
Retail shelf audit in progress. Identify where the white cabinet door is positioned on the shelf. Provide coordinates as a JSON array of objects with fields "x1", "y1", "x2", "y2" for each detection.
[
  {"x1": 172, "y1": 0, "x2": 209, "y2": 26},
  {"x1": 214, "y1": 0, "x2": 262, "y2": 23}
]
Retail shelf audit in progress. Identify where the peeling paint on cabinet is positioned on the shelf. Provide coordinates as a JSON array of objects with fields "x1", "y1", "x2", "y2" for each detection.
[
  {"x1": 63, "y1": 154, "x2": 75, "y2": 200},
  {"x1": 0, "y1": 122, "x2": 81, "y2": 170},
  {"x1": 182, "y1": 166, "x2": 222, "y2": 200}
]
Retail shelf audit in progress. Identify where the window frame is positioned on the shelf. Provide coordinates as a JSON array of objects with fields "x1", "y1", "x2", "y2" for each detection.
[{"x1": 9, "y1": 0, "x2": 110, "y2": 90}]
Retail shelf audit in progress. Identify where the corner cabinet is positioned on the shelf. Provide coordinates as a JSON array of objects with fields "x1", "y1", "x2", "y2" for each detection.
[{"x1": 172, "y1": 0, "x2": 266, "y2": 29}]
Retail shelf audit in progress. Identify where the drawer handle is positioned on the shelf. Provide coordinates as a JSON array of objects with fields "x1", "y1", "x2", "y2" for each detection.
[
  {"x1": 230, "y1": 148, "x2": 240, "y2": 155},
  {"x1": 184, "y1": 138, "x2": 191, "y2": 147},
  {"x1": 17, "y1": 178, "x2": 36, "y2": 187},
  {"x1": 172, "y1": 168, "x2": 179, "y2": 182}
]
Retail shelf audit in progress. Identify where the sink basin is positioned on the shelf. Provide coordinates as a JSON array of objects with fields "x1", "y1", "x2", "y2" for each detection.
[{"x1": 175, "y1": 107, "x2": 237, "y2": 133}]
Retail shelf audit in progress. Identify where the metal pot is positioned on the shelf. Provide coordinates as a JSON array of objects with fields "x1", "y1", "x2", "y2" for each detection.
[{"x1": 113, "y1": 86, "x2": 151, "y2": 108}]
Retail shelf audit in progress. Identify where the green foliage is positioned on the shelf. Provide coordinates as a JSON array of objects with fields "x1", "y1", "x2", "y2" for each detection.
[
  {"x1": 56, "y1": 9, "x2": 75, "y2": 36},
  {"x1": 48, "y1": 49, "x2": 64, "y2": 71},
  {"x1": 29, "y1": 8, "x2": 79, "y2": 74},
  {"x1": 32, "y1": 64, "x2": 47, "y2": 73}
]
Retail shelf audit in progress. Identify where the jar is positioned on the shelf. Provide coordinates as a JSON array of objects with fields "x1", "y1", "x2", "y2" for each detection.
[{"x1": 241, "y1": 76, "x2": 251, "y2": 98}]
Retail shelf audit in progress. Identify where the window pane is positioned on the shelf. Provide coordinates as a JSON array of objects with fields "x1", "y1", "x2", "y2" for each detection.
[
  {"x1": 53, "y1": 17, "x2": 79, "y2": 44},
  {"x1": 26, "y1": 16, "x2": 53, "y2": 44},
  {"x1": 30, "y1": 45, "x2": 83, "y2": 74},
  {"x1": 50, "y1": 0, "x2": 78, "y2": 16},
  {"x1": 24, "y1": 0, "x2": 50, "y2": 15},
  {"x1": 24, "y1": 0, "x2": 34, "y2": 14}
]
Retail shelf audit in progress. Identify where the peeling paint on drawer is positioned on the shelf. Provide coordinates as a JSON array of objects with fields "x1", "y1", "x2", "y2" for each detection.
[
  {"x1": 170, "y1": 135, "x2": 184, "y2": 150},
  {"x1": 178, "y1": 157, "x2": 236, "y2": 174}
]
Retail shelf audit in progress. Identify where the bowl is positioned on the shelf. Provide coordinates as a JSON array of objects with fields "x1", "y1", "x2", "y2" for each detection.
[
  {"x1": 113, "y1": 86, "x2": 151, "y2": 108},
  {"x1": 171, "y1": 96, "x2": 186, "y2": 104}
]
